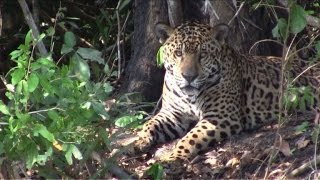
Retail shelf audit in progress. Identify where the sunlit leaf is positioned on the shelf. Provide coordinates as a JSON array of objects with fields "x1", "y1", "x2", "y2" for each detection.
[
  {"x1": 63, "y1": 144, "x2": 83, "y2": 165},
  {"x1": 27, "y1": 73, "x2": 39, "y2": 92},
  {"x1": 33, "y1": 124, "x2": 55, "y2": 142},
  {"x1": 0, "y1": 101, "x2": 10, "y2": 115},
  {"x1": 146, "y1": 163, "x2": 164, "y2": 180},
  {"x1": 11, "y1": 68, "x2": 25, "y2": 85},
  {"x1": 25, "y1": 30, "x2": 33, "y2": 46},
  {"x1": 156, "y1": 46, "x2": 165, "y2": 67}
]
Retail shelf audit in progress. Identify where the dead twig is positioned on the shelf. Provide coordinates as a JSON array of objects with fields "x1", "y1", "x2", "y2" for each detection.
[
  {"x1": 289, "y1": 155, "x2": 320, "y2": 177},
  {"x1": 249, "y1": 39, "x2": 284, "y2": 55},
  {"x1": 228, "y1": 1, "x2": 245, "y2": 25}
]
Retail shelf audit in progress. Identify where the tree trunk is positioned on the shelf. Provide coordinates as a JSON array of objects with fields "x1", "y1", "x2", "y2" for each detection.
[{"x1": 122, "y1": 0, "x2": 168, "y2": 101}]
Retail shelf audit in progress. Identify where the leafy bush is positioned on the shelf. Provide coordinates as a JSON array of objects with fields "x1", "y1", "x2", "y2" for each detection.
[{"x1": 0, "y1": 30, "x2": 112, "y2": 177}]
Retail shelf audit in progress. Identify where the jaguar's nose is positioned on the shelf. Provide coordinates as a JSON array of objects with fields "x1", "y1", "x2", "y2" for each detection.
[{"x1": 182, "y1": 71, "x2": 197, "y2": 83}]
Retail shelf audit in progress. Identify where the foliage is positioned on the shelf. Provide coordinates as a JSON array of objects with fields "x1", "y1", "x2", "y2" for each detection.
[
  {"x1": 0, "y1": 1, "x2": 146, "y2": 178},
  {"x1": 283, "y1": 85, "x2": 314, "y2": 111},
  {"x1": 146, "y1": 163, "x2": 164, "y2": 180},
  {"x1": 156, "y1": 46, "x2": 165, "y2": 67},
  {"x1": 0, "y1": 29, "x2": 112, "y2": 177},
  {"x1": 270, "y1": 1, "x2": 320, "y2": 113}
]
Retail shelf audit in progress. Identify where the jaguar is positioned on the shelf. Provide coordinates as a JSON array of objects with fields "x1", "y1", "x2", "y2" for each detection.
[{"x1": 131, "y1": 22, "x2": 320, "y2": 164}]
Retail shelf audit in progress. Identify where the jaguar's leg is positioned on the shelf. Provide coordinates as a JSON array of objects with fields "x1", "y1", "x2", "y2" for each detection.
[
  {"x1": 132, "y1": 110, "x2": 195, "y2": 153},
  {"x1": 161, "y1": 119, "x2": 242, "y2": 162}
]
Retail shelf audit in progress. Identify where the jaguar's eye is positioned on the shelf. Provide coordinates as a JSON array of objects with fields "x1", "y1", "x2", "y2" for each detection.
[{"x1": 175, "y1": 50, "x2": 182, "y2": 57}]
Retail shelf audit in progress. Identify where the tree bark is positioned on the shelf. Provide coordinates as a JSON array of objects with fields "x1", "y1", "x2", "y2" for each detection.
[{"x1": 122, "y1": 0, "x2": 168, "y2": 101}]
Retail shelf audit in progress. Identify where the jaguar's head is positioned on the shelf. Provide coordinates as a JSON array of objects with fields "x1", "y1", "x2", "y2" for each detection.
[{"x1": 155, "y1": 22, "x2": 229, "y2": 95}]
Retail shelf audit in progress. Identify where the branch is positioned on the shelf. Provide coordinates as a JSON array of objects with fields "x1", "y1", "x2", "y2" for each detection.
[
  {"x1": 17, "y1": 0, "x2": 48, "y2": 56},
  {"x1": 289, "y1": 155, "x2": 320, "y2": 177}
]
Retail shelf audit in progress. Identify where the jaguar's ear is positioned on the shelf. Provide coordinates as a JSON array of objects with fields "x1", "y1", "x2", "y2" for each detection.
[
  {"x1": 212, "y1": 24, "x2": 229, "y2": 44},
  {"x1": 155, "y1": 23, "x2": 174, "y2": 44}
]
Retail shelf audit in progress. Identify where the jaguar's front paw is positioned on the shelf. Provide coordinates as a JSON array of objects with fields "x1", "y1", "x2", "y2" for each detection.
[
  {"x1": 158, "y1": 154, "x2": 187, "y2": 176},
  {"x1": 126, "y1": 137, "x2": 152, "y2": 156}
]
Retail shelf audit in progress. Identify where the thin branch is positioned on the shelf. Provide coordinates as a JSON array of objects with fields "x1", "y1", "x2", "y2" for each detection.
[
  {"x1": 17, "y1": 0, "x2": 48, "y2": 56},
  {"x1": 289, "y1": 155, "x2": 320, "y2": 177},
  {"x1": 116, "y1": 1, "x2": 122, "y2": 80},
  {"x1": 291, "y1": 62, "x2": 320, "y2": 84},
  {"x1": 228, "y1": 1, "x2": 245, "y2": 25},
  {"x1": 249, "y1": 39, "x2": 284, "y2": 55}
]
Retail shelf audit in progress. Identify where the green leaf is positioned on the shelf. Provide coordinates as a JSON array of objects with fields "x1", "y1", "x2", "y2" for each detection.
[
  {"x1": 25, "y1": 30, "x2": 33, "y2": 46},
  {"x1": 10, "y1": 50, "x2": 23, "y2": 60},
  {"x1": 37, "y1": 33, "x2": 46, "y2": 42},
  {"x1": 290, "y1": 4, "x2": 306, "y2": 34},
  {"x1": 311, "y1": 125, "x2": 320, "y2": 144},
  {"x1": 26, "y1": 144, "x2": 38, "y2": 169},
  {"x1": 71, "y1": 54, "x2": 90, "y2": 81},
  {"x1": 98, "y1": 127, "x2": 110, "y2": 146},
  {"x1": 103, "y1": 83, "x2": 113, "y2": 94},
  {"x1": 315, "y1": 41, "x2": 320, "y2": 57},
  {"x1": 48, "y1": 110, "x2": 60, "y2": 120},
  {"x1": 46, "y1": 26, "x2": 55, "y2": 36},
  {"x1": 38, "y1": 56, "x2": 55, "y2": 67},
  {"x1": 0, "y1": 100, "x2": 10, "y2": 115},
  {"x1": 64, "y1": 31, "x2": 76, "y2": 48},
  {"x1": 11, "y1": 68, "x2": 25, "y2": 85},
  {"x1": 146, "y1": 163, "x2": 164, "y2": 180},
  {"x1": 92, "y1": 102, "x2": 109, "y2": 120},
  {"x1": 295, "y1": 121, "x2": 309, "y2": 134},
  {"x1": 272, "y1": 18, "x2": 288, "y2": 39},
  {"x1": 39, "y1": 75, "x2": 55, "y2": 95},
  {"x1": 36, "y1": 147, "x2": 53, "y2": 166},
  {"x1": 115, "y1": 115, "x2": 140, "y2": 127},
  {"x1": 156, "y1": 46, "x2": 165, "y2": 67},
  {"x1": 63, "y1": 144, "x2": 83, "y2": 165},
  {"x1": 299, "y1": 98, "x2": 306, "y2": 111},
  {"x1": 61, "y1": 44, "x2": 74, "y2": 54},
  {"x1": 103, "y1": 64, "x2": 110, "y2": 74},
  {"x1": 27, "y1": 73, "x2": 39, "y2": 92},
  {"x1": 21, "y1": 80, "x2": 29, "y2": 103},
  {"x1": 33, "y1": 124, "x2": 55, "y2": 142},
  {"x1": 76, "y1": 48, "x2": 104, "y2": 64}
]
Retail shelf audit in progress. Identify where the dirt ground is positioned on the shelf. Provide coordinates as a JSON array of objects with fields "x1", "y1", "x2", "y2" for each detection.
[{"x1": 116, "y1": 112, "x2": 320, "y2": 179}]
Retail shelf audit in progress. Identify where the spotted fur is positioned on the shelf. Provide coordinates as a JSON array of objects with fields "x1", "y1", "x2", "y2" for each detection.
[{"x1": 132, "y1": 22, "x2": 320, "y2": 162}]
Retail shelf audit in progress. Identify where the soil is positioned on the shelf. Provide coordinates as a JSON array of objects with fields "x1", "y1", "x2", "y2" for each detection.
[{"x1": 116, "y1": 112, "x2": 320, "y2": 179}]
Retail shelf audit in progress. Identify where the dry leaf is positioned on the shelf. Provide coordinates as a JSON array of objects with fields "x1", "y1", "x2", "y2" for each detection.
[
  {"x1": 240, "y1": 151, "x2": 253, "y2": 165},
  {"x1": 296, "y1": 137, "x2": 310, "y2": 149},
  {"x1": 279, "y1": 140, "x2": 292, "y2": 157},
  {"x1": 226, "y1": 157, "x2": 240, "y2": 168},
  {"x1": 105, "y1": 99, "x2": 116, "y2": 111}
]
